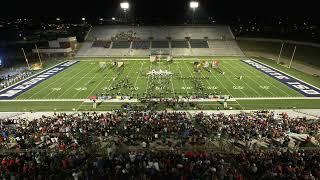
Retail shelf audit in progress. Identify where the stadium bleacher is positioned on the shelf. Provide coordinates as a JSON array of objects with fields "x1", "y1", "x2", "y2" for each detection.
[
  {"x1": 189, "y1": 39, "x2": 209, "y2": 48},
  {"x1": 86, "y1": 26, "x2": 235, "y2": 40},
  {"x1": 171, "y1": 40, "x2": 189, "y2": 48},
  {"x1": 92, "y1": 40, "x2": 111, "y2": 48},
  {"x1": 111, "y1": 41, "x2": 131, "y2": 49},
  {"x1": 76, "y1": 25, "x2": 245, "y2": 57},
  {"x1": 132, "y1": 40, "x2": 150, "y2": 49},
  {"x1": 151, "y1": 40, "x2": 169, "y2": 48}
]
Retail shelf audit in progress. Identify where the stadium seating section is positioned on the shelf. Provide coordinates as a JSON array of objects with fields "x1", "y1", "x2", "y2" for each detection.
[
  {"x1": 132, "y1": 40, "x2": 150, "y2": 49},
  {"x1": 92, "y1": 40, "x2": 111, "y2": 48},
  {"x1": 189, "y1": 39, "x2": 209, "y2": 48},
  {"x1": 111, "y1": 41, "x2": 131, "y2": 49},
  {"x1": 171, "y1": 40, "x2": 189, "y2": 48},
  {"x1": 76, "y1": 26, "x2": 245, "y2": 57},
  {"x1": 151, "y1": 40, "x2": 169, "y2": 48}
]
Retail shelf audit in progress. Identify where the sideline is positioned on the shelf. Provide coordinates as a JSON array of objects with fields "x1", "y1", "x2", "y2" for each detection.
[{"x1": 1, "y1": 109, "x2": 319, "y2": 120}]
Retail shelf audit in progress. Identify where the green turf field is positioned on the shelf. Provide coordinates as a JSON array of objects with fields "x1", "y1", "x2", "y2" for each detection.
[
  {"x1": 1, "y1": 99, "x2": 320, "y2": 112},
  {"x1": 1, "y1": 57, "x2": 319, "y2": 112},
  {"x1": 237, "y1": 40, "x2": 320, "y2": 68},
  {"x1": 16, "y1": 59, "x2": 303, "y2": 99}
]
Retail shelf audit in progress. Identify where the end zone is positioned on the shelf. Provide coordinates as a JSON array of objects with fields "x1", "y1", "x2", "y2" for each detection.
[
  {"x1": 0, "y1": 61, "x2": 79, "y2": 100},
  {"x1": 242, "y1": 59, "x2": 320, "y2": 97}
]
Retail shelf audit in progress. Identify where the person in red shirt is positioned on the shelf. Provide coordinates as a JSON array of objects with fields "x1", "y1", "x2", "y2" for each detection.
[
  {"x1": 8, "y1": 159, "x2": 15, "y2": 167},
  {"x1": 61, "y1": 159, "x2": 69, "y2": 169},
  {"x1": 1, "y1": 158, "x2": 8, "y2": 167}
]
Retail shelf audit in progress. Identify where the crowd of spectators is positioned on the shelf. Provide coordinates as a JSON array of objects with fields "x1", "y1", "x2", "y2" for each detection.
[
  {"x1": 0, "y1": 110, "x2": 319, "y2": 179},
  {"x1": 195, "y1": 111, "x2": 320, "y2": 148},
  {"x1": 0, "y1": 70, "x2": 33, "y2": 89}
]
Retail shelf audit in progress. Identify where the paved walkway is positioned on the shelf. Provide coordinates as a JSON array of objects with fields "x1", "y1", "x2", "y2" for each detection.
[{"x1": 0, "y1": 109, "x2": 319, "y2": 120}]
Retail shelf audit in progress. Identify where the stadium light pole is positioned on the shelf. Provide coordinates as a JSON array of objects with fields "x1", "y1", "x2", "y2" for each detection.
[
  {"x1": 120, "y1": 2, "x2": 130, "y2": 24},
  {"x1": 21, "y1": 48, "x2": 30, "y2": 69},
  {"x1": 289, "y1": 45, "x2": 297, "y2": 68},
  {"x1": 277, "y1": 42, "x2": 284, "y2": 64},
  {"x1": 190, "y1": 1, "x2": 199, "y2": 24},
  {"x1": 35, "y1": 44, "x2": 42, "y2": 65}
]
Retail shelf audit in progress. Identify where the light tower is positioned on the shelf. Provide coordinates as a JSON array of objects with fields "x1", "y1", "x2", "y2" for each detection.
[
  {"x1": 190, "y1": 1, "x2": 199, "y2": 24},
  {"x1": 120, "y1": 1, "x2": 130, "y2": 23}
]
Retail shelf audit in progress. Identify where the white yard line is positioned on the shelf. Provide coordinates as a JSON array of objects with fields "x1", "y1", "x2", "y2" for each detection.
[
  {"x1": 39, "y1": 63, "x2": 87, "y2": 99},
  {"x1": 144, "y1": 63, "x2": 152, "y2": 95},
  {"x1": 38, "y1": 63, "x2": 89, "y2": 99},
  {"x1": 224, "y1": 61, "x2": 277, "y2": 97},
  {"x1": 168, "y1": 65, "x2": 176, "y2": 98},
  {"x1": 116, "y1": 64, "x2": 135, "y2": 95},
  {"x1": 0, "y1": 61, "x2": 68, "y2": 93},
  {"x1": 235, "y1": 97, "x2": 320, "y2": 100},
  {"x1": 176, "y1": 62, "x2": 190, "y2": 96},
  {"x1": 85, "y1": 67, "x2": 115, "y2": 98},
  {"x1": 206, "y1": 67, "x2": 244, "y2": 109},
  {"x1": 105, "y1": 64, "x2": 135, "y2": 96},
  {"x1": 76, "y1": 101, "x2": 85, "y2": 111},
  {"x1": 183, "y1": 62, "x2": 217, "y2": 95},
  {"x1": 75, "y1": 57, "x2": 243, "y2": 61},
  {"x1": 207, "y1": 66, "x2": 239, "y2": 98},
  {"x1": 0, "y1": 96, "x2": 319, "y2": 103},
  {"x1": 79, "y1": 104, "x2": 124, "y2": 107},
  {"x1": 72, "y1": 63, "x2": 105, "y2": 98},
  {"x1": 252, "y1": 59, "x2": 320, "y2": 90},
  {"x1": 0, "y1": 99, "x2": 87, "y2": 102},
  {"x1": 131, "y1": 62, "x2": 144, "y2": 97},
  {"x1": 222, "y1": 62, "x2": 258, "y2": 97},
  {"x1": 235, "y1": 61, "x2": 292, "y2": 97},
  {"x1": 27, "y1": 62, "x2": 84, "y2": 99},
  {"x1": 57, "y1": 64, "x2": 96, "y2": 98}
]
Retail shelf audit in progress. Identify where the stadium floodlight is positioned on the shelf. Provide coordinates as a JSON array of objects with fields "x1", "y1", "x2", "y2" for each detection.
[
  {"x1": 190, "y1": 1, "x2": 199, "y2": 9},
  {"x1": 190, "y1": 1, "x2": 199, "y2": 24},
  {"x1": 120, "y1": 2, "x2": 130, "y2": 23},
  {"x1": 120, "y1": 2, "x2": 130, "y2": 10}
]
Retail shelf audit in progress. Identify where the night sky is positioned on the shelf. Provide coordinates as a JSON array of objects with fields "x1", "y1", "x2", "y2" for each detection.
[{"x1": 1, "y1": 0, "x2": 319, "y2": 24}]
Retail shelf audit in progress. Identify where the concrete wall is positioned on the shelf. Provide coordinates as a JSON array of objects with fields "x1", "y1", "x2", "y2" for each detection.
[
  {"x1": 87, "y1": 25, "x2": 235, "y2": 41},
  {"x1": 236, "y1": 37, "x2": 320, "y2": 48}
]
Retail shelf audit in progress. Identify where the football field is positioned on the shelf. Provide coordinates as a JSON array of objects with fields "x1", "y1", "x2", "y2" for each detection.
[
  {"x1": 1, "y1": 57, "x2": 320, "y2": 111},
  {"x1": 15, "y1": 59, "x2": 304, "y2": 99}
]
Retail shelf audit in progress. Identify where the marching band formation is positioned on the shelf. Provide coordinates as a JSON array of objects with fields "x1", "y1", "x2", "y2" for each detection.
[{"x1": 0, "y1": 70, "x2": 33, "y2": 90}]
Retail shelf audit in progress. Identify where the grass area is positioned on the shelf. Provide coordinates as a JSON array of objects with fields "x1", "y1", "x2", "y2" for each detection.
[
  {"x1": 0, "y1": 101, "x2": 82, "y2": 112},
  {"x1": 255, "y1": 57, "x2": 320, "y2": 88},
  {"x1": 1, "y1": 99, "x2": 320, "y2": 112},
  {"x1": 237, "y1": 40, "x2": 320, "y2": 68},
  {"x1": 16, "y1": 59, "x2": 302, "y2": 99},
  {"x1": 237, "y1": 99, "x2": 320, "y2": 110},
  {"x1": 0, "y1": 101, "x2": 136, "y2": 112},
  {"x1": 1, "y1": 57, "x2": 319, "y2": 112},
  {"x1": 74, "y1": 56, "x2": 245, "y2": 60},
  {"x1": 39, "y1": 59, "x2": 65, "y2": 69}
]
